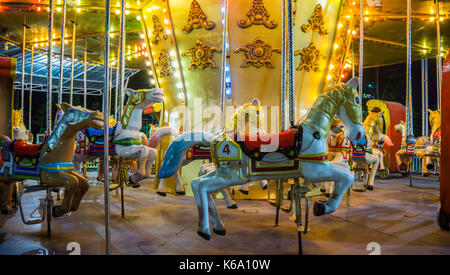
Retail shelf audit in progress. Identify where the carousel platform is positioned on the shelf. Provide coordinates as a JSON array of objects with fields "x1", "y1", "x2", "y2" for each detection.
[{"x1": 0, "y1": 174, "x2": 448, "y2": 255}]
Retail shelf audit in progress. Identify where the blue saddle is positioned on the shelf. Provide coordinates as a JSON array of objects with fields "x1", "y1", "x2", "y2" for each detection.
[
  {"x1": 85, "y1": 126, "x2": 116, "y2": 144},
  {"x1": 351, "y1": 136, "x2": 368, "y2": 160}
]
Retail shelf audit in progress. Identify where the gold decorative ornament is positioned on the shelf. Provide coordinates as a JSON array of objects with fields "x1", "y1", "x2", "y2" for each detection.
[
  {"x1": 294, "y1": 42, "x2": 325, "y2": 72},
  {"x1": 155, "y1": 50, "x2": 173, "y2": 77},
  {"x1": 238, "y1": 0, "x2": 277, "y2": 29},
  {"x1": 182, "y1": 0, "x2": 216, "y2": 33},
  {"x1": 181, "y1": 40, "x2": 221, "y2": 70},
  {"x1": 234, "y1": 38, "x2": 281, "y2": 68},
  {"x1": 151, "y1": 15, "x2": 168, "y2": 45},
  {"x1": 301, "y1": 4, "x2": 329, "y2": 36}
]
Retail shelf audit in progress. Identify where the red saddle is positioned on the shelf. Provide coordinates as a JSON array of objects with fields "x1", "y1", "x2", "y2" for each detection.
[
  {"x1": 238, "y1": 128, "x2": 296, "y2": 151},
  {"x1": 9, "y1": 140, "x2": 42, "y2": 158}
]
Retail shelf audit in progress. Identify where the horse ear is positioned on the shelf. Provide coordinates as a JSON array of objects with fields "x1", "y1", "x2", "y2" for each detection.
[
  {"x1": 251, "y1": 98, "x2": 260, "y2": 106},
  {"x1": 125, "y1": 88, "x2": 133, "y2": 96},
  {"x1": 60, "y1": 102, "x2": 72, "y2": 112},
  {"x1": 400, "y1": 120, "x2": 404, "y2": 123},
  {"x1": 55, "y1": 103, "x2": 62, "y2": 111},
  {"x1": 427, "y1": 109, "x2": 433, "y2": 113},
  {"x1": 345, "y1": 77, "x2": 359, "y2": 90}
]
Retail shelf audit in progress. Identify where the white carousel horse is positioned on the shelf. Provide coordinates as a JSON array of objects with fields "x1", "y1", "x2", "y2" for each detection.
[
  {"x1": 158, "y1": 78, "x2": 365, "y2": 240},
  {"x1": 414, "y1": 109, "x2": 440, "y2": 176},
  {"x1": 72, "y1": 88, "x2": 164, "y2": 187},
  {"x1": 156, "y1": 99, "x2": 268, "y2": 207}
]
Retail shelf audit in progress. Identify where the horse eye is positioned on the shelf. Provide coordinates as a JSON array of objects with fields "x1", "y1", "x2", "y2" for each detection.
[
  {"x1": 256, "y1": 111, "x2": 260, "y2": 115},
  {"x1": 355, "y1": 96, "x2": 360, "y2": 105}
]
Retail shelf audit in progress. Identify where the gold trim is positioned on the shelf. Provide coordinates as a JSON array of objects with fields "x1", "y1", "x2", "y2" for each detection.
[
  {"x1": 234, "y1": 38, "x2": 281, "y2": 68},
  {"x1": 294, "y1": 42, "x2": 325, "y2": 72},
  {"x1": 182, "y1": 0, "x2": 216, "y2": 33},
  {"x1": 155, "y1": 50, "x2": 173, "y2": 78},
  {"x1": 181, "y1": 40, "x2": 221, "y2": 70},
  {"x1": 151, "y1": 15, "x2": 168, "y2": 45},
  {"x1": 238, "y1": 0, "x2": 277, "y2": 29},
  {"x1": 301, "y1": 4, "x2": 329, "y2": 36}
]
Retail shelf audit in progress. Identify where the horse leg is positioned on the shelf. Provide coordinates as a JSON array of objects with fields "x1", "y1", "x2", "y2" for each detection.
[
  {"x1": 97, "y1": 158, "x2": 104, "y2": 181},
  {"x1": 220, "y1": 188, "x2": 237, "y2": 209},
  {"x1": 68, "y1": 171, "x2": 90, "y2": 212},
  {"x1": 367, "y1": 156, "x2": 379, "y2": 189},
  {"x1": 207, "y1": 193, "x2": 226, "y2": 235},
  {"x1": 174, "y1": 171, "x2": 186, "y2": 195},
  {"x1": 0, "y1": 181, "x2": 13, "y2": 215},
  {"x1": 129, "y1": 146, "x2": 150, "y2": 184},
  {"x1": 239, "y1": 183, "x2": 249, "y2": 195},
  {"x1": 259, "y1": 180, "x2": 268, "y2": 190},
  {"x1": 191, "y1": 172, "x2": 215, "y2": 240},
  {"x1": 144, "y1": 147, "x2": 157, "y2": 178},
  {"x1": 157, "y1": 177, "x2": 167, "y2": 196},
  {"x1": 302, "y1": 162, "x2": 354, "y2": 216},
  {"x1": 42, "y1": 171, "x2": 79, "y2": 217}
]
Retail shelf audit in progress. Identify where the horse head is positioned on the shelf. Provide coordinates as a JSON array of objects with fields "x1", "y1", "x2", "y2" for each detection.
[
  {"x1": 121, "y1": 88, "x2": 164, "y2": 128},
  {"x1": 335, "y1": 77, "x2": 365, "y2": 141},
  {"x1": 428, "y1": 109, "x2": 441, "y2": 133},
  {"x1": 395, "y1": 120, "x2": 407, "y2": 137}
]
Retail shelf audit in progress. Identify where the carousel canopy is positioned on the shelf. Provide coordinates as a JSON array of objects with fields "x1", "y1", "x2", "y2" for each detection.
[{"x1": 350, "y1": 0, "x2": 450, "y2": 68}]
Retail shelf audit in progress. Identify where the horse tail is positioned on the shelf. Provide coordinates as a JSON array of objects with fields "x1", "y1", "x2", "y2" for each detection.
[
  {"x1": 157, "y1": 131, "x2": 215, "y2": 178},
  {"x1": 147, "y1": 126, "x2": 178, "y2": 148}
]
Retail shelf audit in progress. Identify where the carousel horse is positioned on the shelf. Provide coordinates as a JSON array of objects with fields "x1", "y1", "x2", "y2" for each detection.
[
  {"x1": 414, "y1": 109, "x2": 440, "y2": 176},
  {"x1": 158, "y1": 78, "x2": 365, "y2": 240},
  {"x1": 394, "y1": 121, "x2": 416, "y2": 176},
  {"x1": 12, "y1": 109, "x2": 33, "y2": 143},
  {"x1": 156, "y1": 98, "x2": 268, "y2": 206},
  {"x1": 0, "y1": 103, "x2": 104, "y2": 217},
  {"x1": 73, "y1": 88, "x2": 164, "y2": 187},
  {"x1": 352, "y1": 109, "x2": 392, "y2": 190}
]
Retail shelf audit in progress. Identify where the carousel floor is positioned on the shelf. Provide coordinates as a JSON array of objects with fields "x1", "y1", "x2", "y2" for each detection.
[{"x1": 0, "y1": 173, "x2": 448, "y2": 255}]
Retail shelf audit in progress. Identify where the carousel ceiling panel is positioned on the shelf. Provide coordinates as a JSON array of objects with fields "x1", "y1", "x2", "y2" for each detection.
[
  {"x1": 348, "y1": 0, "x2": 450, "y2": 68},
  {"x1": 0, "y1": 0, "x2": 149, "y2": 70}
]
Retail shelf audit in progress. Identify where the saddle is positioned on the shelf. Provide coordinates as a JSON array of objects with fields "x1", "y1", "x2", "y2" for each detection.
[
  {"x1": 351, "y1": 135, "x2": 368, "y2": 160},
  {"x1": 9, "y1": 140, "x2": 42, "y2": 159},
  {"x1": 235, "y1": 127, "x2": 302, "y2": 160},
  {"x1": 186, "y1": 145, "x2": 211, "y2": 160},
  {"x1": 84, "y1": 126, "x2": 116, "y2": 144}
]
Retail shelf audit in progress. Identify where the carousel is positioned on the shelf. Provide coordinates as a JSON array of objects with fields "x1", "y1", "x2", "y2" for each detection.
[{"x1": 0, "y1": 0, "x2": 448, "y2": 255}]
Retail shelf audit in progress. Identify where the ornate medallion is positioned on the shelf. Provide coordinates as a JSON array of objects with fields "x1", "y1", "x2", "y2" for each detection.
[
  {"x1": 155, "y1": 50, "x2": 173, "y2": 77},
  {"x1": 238, "y1": 0, "x2": 277, "y2": 29},
  {"x1": 181, "y1": 40, "x2": 221, "y2": 70},
  {"x1": 182, "y1": 0, "x2": 216, "y2": 33},
  {"x1": 294, "y1": 42, "x2": 325, "y2": 72},
  {"x1": 151, "y1": 15, "x2": 168, "y2": 45},
  {"x1": 234, "y1": 38, "x2": 281, "y2": 68},
  {"x1": 301, "y1": 4, "x2": 329, "y2": 36}
]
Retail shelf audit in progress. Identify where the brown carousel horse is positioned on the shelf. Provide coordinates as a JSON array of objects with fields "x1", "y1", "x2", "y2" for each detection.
[{"x1": 0, "y1": 103, "x2": 104, "y2": 217}]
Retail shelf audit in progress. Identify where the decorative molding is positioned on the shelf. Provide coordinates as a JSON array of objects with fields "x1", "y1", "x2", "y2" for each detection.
[
  {"x1": 238, "y1": 0, "x2": 277, "y2": 29},
  {"x1": 294, "y1": 42, "x2": 325, "y2": 72},
  {"x1": 182, "y1": 0, "x2": 216, "y2": 33},
  {"x1": 301, "y1": 4, "x2": 329, "y2": 36},
  {"x1": 155, "y1": 50, "x2": 173, "y2": 77},
  {"x1": 151, "y1": 15, "x2": 168, "y2": 45},
  {"x1": 181, "y1": 40, "x2": 221, "y2": 70},
  {"x1": 234, "y1": 38, "x2": 281, "y2": 68}
]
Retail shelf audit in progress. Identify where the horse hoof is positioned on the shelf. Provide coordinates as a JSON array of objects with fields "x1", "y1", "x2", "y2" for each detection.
[
  {"x1": 52, "y1": 206, "x2": 71, "y2": 219},
  {"x1": 1, "y1": 209, "x2": 12, "y2": 215},
  {"x1": 227, "y1": 204, "x2": 238, "y2": 209},
  {"x1": 313, "y1": 202, "x2": 326, "y2": 216},
  {"x1": 262, "y1": 184, "x2": 268, "y2": 190},
  {"x1": 129, "y1": 176, "x2": 140, "y2": 188},
  {"x1": 213, "y1": 228, "x2": 226, "y2": 236},
  {"x1": 197, "y1": 231, "x2": 211, "y2": 240},
  {"x1": 367, "y1": 185, "x2": 374, "y2": 191},
  {"x1": 97, "y1": 178, "x2": 104, "y2": 182},
  {"x1": 325, "y1": 193, "x2": 331, "y2": 198},
  {"x1": 238, "y1": 189, "x2": 249, "y2": 195},
  {"x1": 157, "y1": 192, "x2": 166, "y2": 197},
  {"x1": 176, "y1": 191, "x2": 186, "y2": 196}
]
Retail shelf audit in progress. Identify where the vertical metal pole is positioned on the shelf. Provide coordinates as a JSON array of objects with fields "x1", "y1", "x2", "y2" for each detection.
[
  {"x1": 280, "y1": 0, "x2": 287, "y2": 132},
  {"x1": 21, "y1": 23, "x2": 26, "y2": 112},
  {"x1": 359, "y1": 0, "x2": 363, "y2": 100},
  {"x1": 29, "y1": 46, "x2": 34, "y2": 131},
  {"x1": 70, "y1": 21, "x2": 76, "y2": 105},
  {"x1": 84, "y1": 39, "x2": 87, "y2": 108},
  {"x1": 47, "y1": 0, "x2": 55, "y2": 133},
  {"x1": 422, "y1": 59, "x2": 429, "y2": 136},
  {"x1": 219, "y1": 0, "x2": 229, "y2": 129},
  {"x1": 103, "y1": 0, "x2": 112, "y2": 255},
  {"x1": 406, "y1": 0, "x2": 413, "y2": 136},
  {"x1": 118, "y1": 0, "x2": 126, "y2": 119},
  {"x1": 287, "y1": 0, "x2": 295, "y2": 126},
  {"x1": 436, "y1": 0, "x2": 442, "y2": 110},
  {"x1": 58, "y1": 0, "x2": 67, "y2": 105}
]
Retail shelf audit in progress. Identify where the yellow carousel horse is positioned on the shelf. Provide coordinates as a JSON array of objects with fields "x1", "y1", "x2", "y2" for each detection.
[{"x1": 414, "y1": 109, "x2": 440, "y2": 176}]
